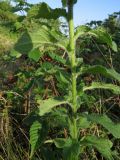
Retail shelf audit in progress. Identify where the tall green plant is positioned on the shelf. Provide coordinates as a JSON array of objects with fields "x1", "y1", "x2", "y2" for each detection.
[
  {"x1": 14, "y1": 0, "x2": 120, "y2": 159},
  {"x1": 68, "y1": 0, "x2": 77, "y2": 140}
]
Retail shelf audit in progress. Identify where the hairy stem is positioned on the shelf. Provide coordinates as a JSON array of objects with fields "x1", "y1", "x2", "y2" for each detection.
[{"x1": 68, "y1": 0, "x2": 77, "y2": 139}]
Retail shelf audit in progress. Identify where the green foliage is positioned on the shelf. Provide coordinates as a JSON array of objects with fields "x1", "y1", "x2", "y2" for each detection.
[
  {"x1": 81, "y1": 65, "x2": 120, "y2": 82},
  {"x1": 35, "y1": 62, "x2": 56, "y2": 76},
  {"x1": 61, "y1": 0, "x2": 78, "y2": 7},
  {"x1": 61, "y1": 0, "x2": 67, "y2": 7},
  {"x1": 0, "y1": 33, "x2": 13, "y2": 54},
  {"x1": 77, "y1": 114, "x2": 91, "y2": 129},
  {"x1": 112, "y1": 41, "x2": 118, "y2": 52},
  {"x1": 63, "y1": 141, "x2": 80, "y2": 160},
  {"x1": 28, "y1": 49, "x2": 43, "y2": 62},
  {"x1": 0, "y1": 1, "x2": 17, "y2": 24},
  {"x1": 10, "y1": 49, "x2": 22, "y2": 58},
  {"x1": 74, "y1": 25, "x2": 91, "y2": 41},
  {"x1": 86, "y1": 114, "x2": 120, "y2": 138},
  {"x1": 0, "y1": 1, "x2": 12, "y2": 12},
  {"x1": 37, "y1": 97, "x2": 69, "y2": 116},
  {"x1": 83, "y1": 82, "x2": 120, "y2": 94},
  {"x1": 53, "y1": 138, "x2": 72, "y2": 148},
  {"x1": 47, "y1": 52, "x2": 66, "y2": 65},
  {"x1": 88, "y1": 27, "x2": 117, "y2": 52},
  {"x1": 14, "y1": 25, "x2": 69, "y2": 54},
  {"x1": 81, "y1": 136, "x2": 114, "y2": 160},
  {"x1": 20, "y1": 1, "x2": 120, "y2": 159},
  {"x1": 1, "y1": 0, "x2": 120, "y2": 159},
  {"x1": 30, "y1": 120, "x2": 48, "y2": 158},
  {"x1": 54, "y1": 138, "x2": 80, "y2": 160},
  {"x1": 50, "y1": 108, "x2": 68, "y2": 127},
  {"x1": 28, "y1": 2, "x2": 67, "y2": 20},
  {"x1": 59, "y1": 71, "x2": 70, "y2": 84},
  {"x1": 30, "y1": 121, "x2": 42, "y2": 158},
  {"x1": 75, "y1": 26, "x2": 118, "y2": 52}
]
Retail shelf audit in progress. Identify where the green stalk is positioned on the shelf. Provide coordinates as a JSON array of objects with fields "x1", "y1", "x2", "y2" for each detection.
[{"x1": 68, "y1": 0, "x2": 77, "y2": 139}]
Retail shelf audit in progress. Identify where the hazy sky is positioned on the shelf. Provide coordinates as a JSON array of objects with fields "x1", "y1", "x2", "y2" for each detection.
[{"x1": 27, "y1": 0, "x2": 120, "y2": 26}]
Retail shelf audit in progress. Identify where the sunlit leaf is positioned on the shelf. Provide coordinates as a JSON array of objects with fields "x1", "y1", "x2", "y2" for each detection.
[
  {"x1": 83, "y1": 82, "x2": 120, "y2": 95},
  {"x1": 14, "y1": 26, "x2": 68, "y2": 54},
  {"x1": 88, "y1": 27, "x2": 116, "y2": 51},
  {"x1": 37, "y1": 97, "x2": 69, "y2": 116},
  {"x1": 74, "y1": 25, "x2": 90, "y2": 41},
  {"x1": 28, "y1": 2, "x2": 67, "y2": 19}
]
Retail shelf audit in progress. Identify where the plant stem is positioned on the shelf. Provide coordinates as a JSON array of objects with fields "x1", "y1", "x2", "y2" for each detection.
[{"x1": 68, "y1": 0, "x2": 77, "y2": 139}]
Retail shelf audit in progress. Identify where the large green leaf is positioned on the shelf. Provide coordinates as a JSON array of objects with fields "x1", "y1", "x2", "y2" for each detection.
[
  {"x1": 81, "y1": 136, "x2": 113, "y2": 160},
  {"x1": 88, "y1": 27, "x2": 117, "y2": 52},
  {"x1": 83, "y1": 82, "x2": 120, "y2": 95},
  {"x1": 30, "y1": 121, "x2": 42, "y2": 158},
  {"x1": 74, "y1": 27, "x2": 117, "y2": 51},
  {"x1": 30, "y1": 120, "x2": 48, "y2": 158},
  {"x1": 37, "y1": 97, "x2": 69, "y2": 116},
  {"x1": 28, "y1": 2, "x2": 67, "y2": 19},
  {"x1": 86, "y1": 114, "x2": 120, "y2": 138},
  {"x1": 81, "y1": 65, "x2": 120, "y2": 82},
  {"x1": 74, "y1": 25, "x2": 91, "y2": 41},
  {"x1": 14, "y1": 25, "x2": 69, "y2": 54}
]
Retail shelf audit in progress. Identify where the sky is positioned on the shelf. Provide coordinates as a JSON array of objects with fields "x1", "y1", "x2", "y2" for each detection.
[{"x1": 27, "y1": 0, "x2": 120, "y2": 26}]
